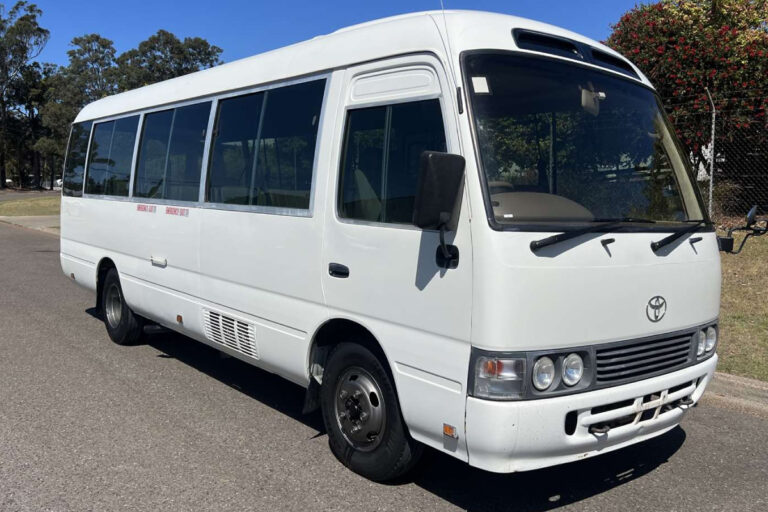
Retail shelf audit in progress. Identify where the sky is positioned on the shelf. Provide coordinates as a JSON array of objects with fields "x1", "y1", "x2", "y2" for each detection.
[{"x1": 31, "y1": 0, "x2": 642, "y2": 67}]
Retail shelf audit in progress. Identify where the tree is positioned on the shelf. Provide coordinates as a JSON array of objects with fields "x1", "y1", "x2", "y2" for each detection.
[
  {"x1": 1, "y1": 2, "x2": 222, "y2": 191},
  {"x1": 6, "y1": 61, "x2": 48, "y2": 187},
  {"x1": 0, "y1": 1, "x2": 49, "y2": 188},
  {"x1": 606, "y1": 0, "x2": 768, "y2": 212},
  {"x1": 115, "y1": 30, "x2": 222, "y2": 91},
  {"x1": 65, "y1": 34, "x2": 117, "y2": 102}
]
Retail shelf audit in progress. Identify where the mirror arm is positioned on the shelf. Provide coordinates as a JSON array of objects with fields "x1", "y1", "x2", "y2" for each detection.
[
  {"x1": 731, "y1": 232, "x2": 753, "y2": 255},
  {"x1": 439, "y1": 224, "x2": 452, "y2": 260},
  {"x1": 435, "y1": 222, "x2": 460, "y2": 269}
]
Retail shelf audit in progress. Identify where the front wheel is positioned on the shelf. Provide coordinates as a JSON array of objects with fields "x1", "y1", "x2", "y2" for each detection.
[
  {"x1": 101, "y1": 268, "x2": 144, "y2": 345},
  {"x1": 320, "y1": 342, "x2": 422, "y2": 481}
]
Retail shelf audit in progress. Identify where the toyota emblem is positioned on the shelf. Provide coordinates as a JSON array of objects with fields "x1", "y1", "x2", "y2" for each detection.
[{"x1": 646, "y1": 296, "x2": 667, "y2": 322}]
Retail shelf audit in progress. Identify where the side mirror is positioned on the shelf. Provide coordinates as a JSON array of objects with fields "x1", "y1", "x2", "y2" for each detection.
[
  {"x1": 412, "y1": 151, "x2": 466, "y2": 230},
  {"x1": 746, "y1": 205, "x2": 758, "y2": 227},
  {"x1": 412, "y1": 151, "x2": 466, "y2": 268}
]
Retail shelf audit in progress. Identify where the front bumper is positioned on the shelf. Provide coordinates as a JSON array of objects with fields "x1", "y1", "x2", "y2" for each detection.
[{"x1": 465, "y1": 354, "x2": 717, "y2": 473}]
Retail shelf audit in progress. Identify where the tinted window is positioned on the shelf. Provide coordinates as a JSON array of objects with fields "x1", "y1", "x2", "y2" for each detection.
[
  {"x1": 85, "y1": 116, "x2": 139, "y2": 196},
  {"x1": 134, "y1": 102, "x2": 211, "y2": 201},
  {"x1": 63, "y1": 121, "x2": 92, "y2": 197},
  {"x1": 207, "y1": 79, "x2": 325, "y2": 209},
  {"x1": 135, "y1": 110, "x2": 173, "y2": 199},
  {"x1": 339, "y1": 99, "x2": 446, "y2": 223},
  {"x1": 207, "y1": 92, "x2": 264, "y2": 205}
]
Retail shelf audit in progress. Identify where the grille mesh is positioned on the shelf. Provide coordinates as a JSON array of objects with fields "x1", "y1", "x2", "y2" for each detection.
[
  {"x1": 595, "y1": 334, "x2": 692, "y2": 383},
  {"x1": 202, "y1": 309, "x2": 258, "y2": 359}
]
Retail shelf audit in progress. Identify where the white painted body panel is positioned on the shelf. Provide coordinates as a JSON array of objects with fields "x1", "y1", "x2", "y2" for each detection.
[
  {"x1": 60, "y1": 10, "x2": 721, "y2": 473},
  {"x1": 471, "y1": 230, "x2": 721, "y2": 351}
]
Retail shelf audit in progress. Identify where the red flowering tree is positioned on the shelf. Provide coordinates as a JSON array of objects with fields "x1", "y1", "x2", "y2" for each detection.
[{"x1": 607, "y1": 0, "x2": 768, "y2": 213}]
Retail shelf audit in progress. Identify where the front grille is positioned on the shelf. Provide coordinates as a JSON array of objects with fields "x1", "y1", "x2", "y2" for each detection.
[{"x1": 595, "y1": 334, "x2": 693, "y2": 383}]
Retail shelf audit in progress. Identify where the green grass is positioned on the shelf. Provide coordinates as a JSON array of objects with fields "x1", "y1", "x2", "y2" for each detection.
[
  {"x1": 718, "y1": 233, "x2": 768, "y2": 381},
  {"x1": 0, "y1": 196, "x2": 61, "y2": 216}
]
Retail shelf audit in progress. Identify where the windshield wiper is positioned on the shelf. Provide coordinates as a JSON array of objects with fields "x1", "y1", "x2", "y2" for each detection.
[
  {"x1": 650, "y1": 220, "x2": 708, "y2": 252},
  {"x1": 592, "y1": 217, "x2": 657, "y2": 224},
  {"x1": 530, "y1": 218, "x2": 658, "y2": 253}
]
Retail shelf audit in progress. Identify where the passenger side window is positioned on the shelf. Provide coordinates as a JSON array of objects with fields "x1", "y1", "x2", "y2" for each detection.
[
  {"x1": 85, "y1": 116, "x2": 139, "y2": 196},
  {"x1": 338, "y1": 99, "x2": 446, "y2": 223},
  {"x1": 207, "y1": 79, "x2": 325, "y2": 209},
  {"x1": 134, "y1": 102, "x2": 211, "y2": 202},
  {"x1": 63, "y1": 121, "x2": 93, "y2": 197}
]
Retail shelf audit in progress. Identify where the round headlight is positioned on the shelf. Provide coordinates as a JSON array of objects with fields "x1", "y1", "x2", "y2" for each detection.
[
  {"x1": 705, "y1": 327, "x2": 717, "y2": 352},
  {"x1": 696, "y1": 330, "x2": 706, "y2": 356},
  {"x1": 532, "y1": 356, "x2": 555, "y2": 391},
  {"x1": 562, "y1": 353, "x2": 584, "y2": 386}
]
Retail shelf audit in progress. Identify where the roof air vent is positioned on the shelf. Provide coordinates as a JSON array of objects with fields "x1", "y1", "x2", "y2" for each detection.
[
  {"x1": 513, "y1": 30, "x2": 584, "y2": 62},
  {"x1": 590, "y1": 48, "x2": 639, "y2": 79}
]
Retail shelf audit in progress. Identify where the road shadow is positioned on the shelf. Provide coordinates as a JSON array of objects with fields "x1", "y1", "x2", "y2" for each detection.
[
  {"x1": 113, "y1": 318, "x2": 686, "y2": 509},
  {"x1": 141, "y1": 325, "x2": 325, "y2": 434},
  {"x1": 411, "y1": 426, "x2": 685, "y2": 511}
]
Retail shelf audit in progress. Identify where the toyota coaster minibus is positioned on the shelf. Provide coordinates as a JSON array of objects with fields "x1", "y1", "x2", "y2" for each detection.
[{"x1": 60, "y1": 10, "x2": 754, "y2": 481}]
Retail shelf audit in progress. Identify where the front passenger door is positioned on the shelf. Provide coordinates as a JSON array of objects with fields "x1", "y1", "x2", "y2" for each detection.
[{"x1": 322, "y1": 57, "x2": 473, "y2": 460}]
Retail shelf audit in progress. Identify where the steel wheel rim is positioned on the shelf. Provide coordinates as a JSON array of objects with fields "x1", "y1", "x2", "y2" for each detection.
[
  {"x1": 334, "y1": 366, "x2": 386, "y2": 452},
  {"x1": 105, "y1": 283, "x2": 123, "y2": 328}
]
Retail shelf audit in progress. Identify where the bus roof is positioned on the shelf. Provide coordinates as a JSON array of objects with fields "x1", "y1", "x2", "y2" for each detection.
[{"x1": 75, "y1": 10, "x2": 649, "y2": 123}]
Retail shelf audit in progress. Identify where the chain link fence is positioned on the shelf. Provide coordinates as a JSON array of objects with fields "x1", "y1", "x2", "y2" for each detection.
[{"x1": 665, "y1": 89, "x2": 768, "y2": 223}]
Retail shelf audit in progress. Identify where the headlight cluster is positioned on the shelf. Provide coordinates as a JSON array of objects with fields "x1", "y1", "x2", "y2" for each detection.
[
  {"x1": 696, "y1": 326, "x2": 718, "y2": 358},
  {"x1": 471, "y1": 349, "x2": 589, "y2": 400},
  {"x1": 532, "y1": 353, "x2": 585, "y2": 390}
]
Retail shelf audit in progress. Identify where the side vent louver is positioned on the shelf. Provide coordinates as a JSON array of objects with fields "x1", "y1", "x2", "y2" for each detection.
[{"x1": 202, "y1": 309, "x2": 259, "y2": 359}]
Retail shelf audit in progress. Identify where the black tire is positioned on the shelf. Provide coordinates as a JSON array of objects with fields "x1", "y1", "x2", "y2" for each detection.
[
  {"x1": 100, "y1": 268, "x2": 143, "y2": 345},
  {"x1": 320, "y1": 342, "x2": 422, "y2": 482}
]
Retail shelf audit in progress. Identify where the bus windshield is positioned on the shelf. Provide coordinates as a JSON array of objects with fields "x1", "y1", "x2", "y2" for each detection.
[{"x1": 464, "y1": 53, "x2": 704, "y2": 226}]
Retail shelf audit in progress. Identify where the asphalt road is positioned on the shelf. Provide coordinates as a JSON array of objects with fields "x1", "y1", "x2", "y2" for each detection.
[{"x1": 1, "y1": 221, "x2": 766, "y2": 512}]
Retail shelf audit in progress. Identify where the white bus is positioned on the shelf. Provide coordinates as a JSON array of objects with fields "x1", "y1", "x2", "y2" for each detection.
[{"x1": 60, "y1": 10, "x2": 753, "y2": 481}]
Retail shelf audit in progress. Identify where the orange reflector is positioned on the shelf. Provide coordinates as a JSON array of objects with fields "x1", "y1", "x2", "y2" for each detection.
[
  {"x1": 176, "y1": 315, "x2": 183, "y2": 324},
  {"x1": 443, "y1": 423, "x2": 458, "y2": 439}
]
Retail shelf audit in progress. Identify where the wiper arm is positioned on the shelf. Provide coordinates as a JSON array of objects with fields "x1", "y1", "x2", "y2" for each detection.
[
  {"x1": 530, "y1": 217, "x2": 657, "y2": 253},
  {"x1": 530, "y1": 221, "x2": 623, "y2": 252},
  {"x1": 650, "y1": 220, "x2": 707, "y2": 252},
  {"x1": 593, "y1": 217, "x2": 656, "y2": 224}
]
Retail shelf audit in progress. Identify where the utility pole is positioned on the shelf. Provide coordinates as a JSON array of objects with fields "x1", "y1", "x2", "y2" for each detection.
[{"x1": 705, "y1": 87, "x2": 716, "y2": 218}]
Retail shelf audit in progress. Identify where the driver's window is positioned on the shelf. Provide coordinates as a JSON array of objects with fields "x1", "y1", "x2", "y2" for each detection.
[{"x1": 338, "y1": 99, "x2": 446, "y2": 224}]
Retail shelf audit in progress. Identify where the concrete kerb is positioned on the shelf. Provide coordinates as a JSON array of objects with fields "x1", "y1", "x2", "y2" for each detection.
[
  {"x1": 0, "y1": 215, "x2": 60, "y2": 235},
  {"x1": 703, "y1": 372, "x2": 768, "y2": 417}
]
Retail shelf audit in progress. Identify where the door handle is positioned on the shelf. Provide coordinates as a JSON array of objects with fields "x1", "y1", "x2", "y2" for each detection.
[
  {"x1": 150, "y1": 256, "x2": 167, "y2": 268},
  {"x1": 328, "y1": 263, "x2": 349, "y2": 278}
]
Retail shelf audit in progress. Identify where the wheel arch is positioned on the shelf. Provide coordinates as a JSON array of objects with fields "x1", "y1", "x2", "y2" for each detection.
[
  {"x1": 302, "y1": 317, "x2": 395, "y2": 414},
  {"x1": 95, "y1": 257, "x2": 117, "y2": 312}
]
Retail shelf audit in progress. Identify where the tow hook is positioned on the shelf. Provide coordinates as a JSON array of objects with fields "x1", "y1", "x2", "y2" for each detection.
[
  {"x1": 678, "y1": 397, "x2": 694, "y2": 407},
  {"x1": 589, "y1": 425, "x2": 611, "y2": 435}
]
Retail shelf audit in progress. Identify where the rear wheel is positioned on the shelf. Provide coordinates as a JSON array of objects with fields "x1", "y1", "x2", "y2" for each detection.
[
  {"x1": 320, "y1": 342, "x2": 422, "y2": 481},
  {"x1": 101, "y1": 268, "x2": 143, "y2": 345}
]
